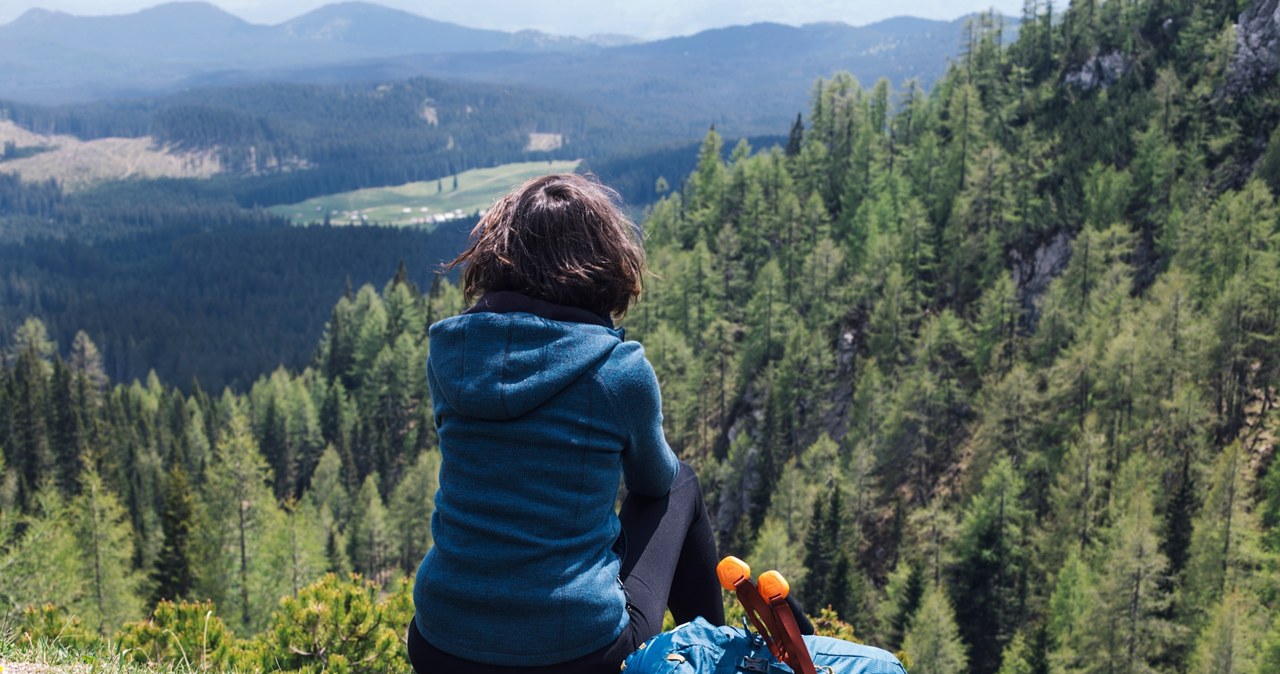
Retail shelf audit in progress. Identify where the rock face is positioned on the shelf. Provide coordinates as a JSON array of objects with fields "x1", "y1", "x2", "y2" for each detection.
[
  {"x1": 1065, "y1": 51, "x2": 1132, "y2": 91},
  {"x1": 1226, "y1": 0, "x2": 1280, "y2": 98},
  {"x1": 1011, "y1": 231, "x2": 1072, "y2": 323}
]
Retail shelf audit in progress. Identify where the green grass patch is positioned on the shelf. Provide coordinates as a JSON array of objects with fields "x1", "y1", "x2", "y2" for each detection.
[{"x1": 270, "y1": 159, "x2": 581, "y2": 228}]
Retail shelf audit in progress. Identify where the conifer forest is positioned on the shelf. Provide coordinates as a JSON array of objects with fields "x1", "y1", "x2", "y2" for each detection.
[{"x1": 4, "y1": 1, "x2": 1280, "y2": 672}]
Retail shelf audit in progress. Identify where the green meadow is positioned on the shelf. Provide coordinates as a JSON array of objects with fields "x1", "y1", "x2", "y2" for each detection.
[{"x1": 270, "y1": 159, "x2": 581, "y2": 228}]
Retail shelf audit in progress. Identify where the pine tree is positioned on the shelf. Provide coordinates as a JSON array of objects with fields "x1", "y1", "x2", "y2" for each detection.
[
  {"x1": 1044, "y1": 418, "x2": 1110, "y2": 571},
  {"x1": 68, "y1": 330, "x2": 108, "y2": 392},
  {"x1": 48, "y1": 356, "x2": 87, "y2": 494},
  {"x1": 12, "y1": 343, "x2": 53, "y2": 506},
  {"x1": 801, "y1": 495, "x2": 829, "y2": 610},
  {"x1": 997, "y1": 632, "x2": 1036, "y2": 674},
  {"x1": 152, "y1": 465, "x2": 195, "y2": 604},
  {"x1": 260, "y1": 573, "x2": 406, "y2": 673},
  {"x1": 749, "y1": 515, "x2": 807, "y2": 594},
  {"x1": 785, "y1": 113, "x2": 805, "y2": 158},
  {"x1": 950, "y1": 456, "x2": 1030, "y2": 674},
  {"x1": 876, "y1": 559, "x2": 924, "y2": 649}
]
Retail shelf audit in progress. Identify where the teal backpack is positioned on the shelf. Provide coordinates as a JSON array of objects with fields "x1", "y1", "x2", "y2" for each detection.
[
  {"x1": 621, "y1": 617, "x2": 907, "y2": 674},
  {"x1": 622, "y1": 557, "x2": 907, "y2": 674}
]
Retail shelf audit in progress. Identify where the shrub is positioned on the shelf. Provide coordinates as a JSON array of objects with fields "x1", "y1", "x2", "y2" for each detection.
[
  {"x1": 811, "y1": 605, "x2": 858, "y2": 641},
  {"x1": 116, "y1": 600, "x2": 235, "y2": 670},
  {"x1": 256, "y1": 573, "x2": 407, "y2": 674},
  {"x1": 18, "y1": 604, "x2": 98, "y2": 651}
]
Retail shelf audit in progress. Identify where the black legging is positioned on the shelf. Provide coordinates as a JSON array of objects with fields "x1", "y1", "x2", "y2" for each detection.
[{"x1": 407, "y1": 461, "x2": 725, "y2": 674}]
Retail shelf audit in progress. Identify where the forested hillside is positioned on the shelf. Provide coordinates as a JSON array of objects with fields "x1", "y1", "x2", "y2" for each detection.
[
  {"x1": 1, "y1": 77, "x2": 605, "y2": 208},
  {"x1": 631, "y1": 0, "x2": 1280, "y2": 671},
  {"x1": 3, "y1": 1, "x2": 1280, "y2": 673}
]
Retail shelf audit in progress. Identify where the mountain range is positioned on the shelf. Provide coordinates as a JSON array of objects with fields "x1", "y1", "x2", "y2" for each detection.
[{"x1": 0, "y1": 1, "x2": 1014, "y2": 106}]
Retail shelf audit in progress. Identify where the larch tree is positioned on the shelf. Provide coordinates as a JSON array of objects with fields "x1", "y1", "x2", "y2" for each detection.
[
  {"x1": 1183, "y1": 441, "x2": 1265, "y2": 625},
  {"x1": 347, "y1": 472, "x2": 392, "y2": 580},
  {"x1": 69, "y1": 468, "x2": 143, "y2": 634},
  {"x1": 387, "y1": 448, "x2": 440, "y2": 573},
  {"x1": 1189, "y1": 590, "x2": 1263, "y2": 674},
  {"x1": 1076, "y1": 457, "x2": 1175, "y2": 674},
  {"x1": 197, "y1": 409, "x2": 280, "y2": 633},
  {"x1": 274, "y1": 496, "x2": 327, "y2": 597},
  {"x1": 1046, "y1": 549, "x2": 1092, "y2": 673},
  {"x1": 0, "y1": 484, "x2": 82, "y2": 619},
  {"x1": 1044, "y1": 418, "x2": 1110, "y2": 572}
]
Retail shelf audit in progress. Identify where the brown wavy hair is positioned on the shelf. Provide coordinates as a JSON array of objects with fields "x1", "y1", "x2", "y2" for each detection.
[{"x1": 446, "y1": 173, "x2": 646, "y2": 318}]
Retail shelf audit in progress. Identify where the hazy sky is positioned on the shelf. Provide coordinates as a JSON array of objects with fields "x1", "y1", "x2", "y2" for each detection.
[{"x1": 0, "y1": 1, "x2": 1026, "y2": 39}]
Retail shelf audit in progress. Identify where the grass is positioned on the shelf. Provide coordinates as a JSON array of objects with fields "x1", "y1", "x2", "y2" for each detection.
[
  {"x1": 0, "y1": 618, "x2": 200, "y2": 674},
  {"x1": 269, "y1": 159, "x2": 581, "y2": 229},
  {"x1": 2, "y1": 636, "x2": 159, "y2": 674},
  {"x1": 0, "y1": 632, "x2": 234, "y2": 674}
]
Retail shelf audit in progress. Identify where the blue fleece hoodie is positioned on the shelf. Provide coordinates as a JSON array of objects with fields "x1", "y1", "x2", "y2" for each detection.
[{"x1": 413, "y1": 292, "x2": 679, "y2": 666}]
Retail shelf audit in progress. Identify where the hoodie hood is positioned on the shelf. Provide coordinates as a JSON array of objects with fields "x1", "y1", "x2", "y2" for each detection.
[{"x1": 427, "y1": 308, "x2": 624, "y2": 420}]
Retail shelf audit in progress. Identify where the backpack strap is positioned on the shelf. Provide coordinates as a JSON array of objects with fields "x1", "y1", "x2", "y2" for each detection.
[{"x1": 717, "y1": 557, "x2": 817, "y2": 674}]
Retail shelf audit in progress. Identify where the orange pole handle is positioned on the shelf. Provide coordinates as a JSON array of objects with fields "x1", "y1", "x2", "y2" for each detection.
[
  {"x1": 717, "y1": 556, "x2": 751, "y2": 592},
  {"x1": 758, "y1": 570, "x2": 790, "y2": 603}
]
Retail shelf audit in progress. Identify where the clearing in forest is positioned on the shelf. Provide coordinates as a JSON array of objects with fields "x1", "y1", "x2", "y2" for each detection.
[{"x1": 270, "y1": 159, "x2": 581, "y2": 229}]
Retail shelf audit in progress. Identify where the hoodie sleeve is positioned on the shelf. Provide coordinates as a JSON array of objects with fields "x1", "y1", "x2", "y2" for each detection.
[{"x1": 601, "y1": 342, "x2": 679, "y2": 498}]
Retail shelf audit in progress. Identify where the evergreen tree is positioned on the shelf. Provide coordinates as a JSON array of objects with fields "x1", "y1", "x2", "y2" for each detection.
[
  {"x1": 877, "y1": 559, "x2": 924, "y2": 649},
  {"x1": 950, "y1": 456, "x2": 1030, "y2": 674},
  {"x1": 801, "y1": 495, "x2": 829, "y2": 610},
  {"x1": 68, "y1": 330, "x2": 108, "y2": 392},
  {"x1": 902, "y1": 582, "x2": 968, "y2": 674},
  {"x1": 152, "y1": 465, "x2": 195, "y2": 604},
  {"x1": 997, "y1": 632, "x2": 1036, "y2": 674},
  {"x1": 1044, "y1": 418, "x2": 1109, "y2": 571},
  {"x1": 786, "y1": 113, "x2": 805, "y2": 158}
]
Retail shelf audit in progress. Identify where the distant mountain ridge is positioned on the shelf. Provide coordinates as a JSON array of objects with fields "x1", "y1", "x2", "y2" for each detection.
[
  {"x1": 217, "y1": 17, "x2": 1014, "y2": 140},
  {"x1": 0, "y1": 1, "x2": 1013, "y2": 105},
  {"x1": 0, "y1": 1, "x2": 625, "y2": 103}
]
